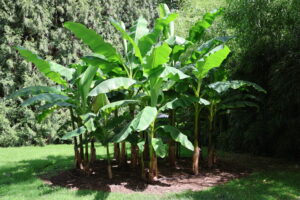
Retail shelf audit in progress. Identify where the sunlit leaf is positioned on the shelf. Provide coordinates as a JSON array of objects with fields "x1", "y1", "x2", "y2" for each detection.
[
  {"x1": 64, "y1": 22, "x2": 123, "y2": 63},
  {"x1": 159, "y1": 125, "x2": 194, "y2": 151},
  {"x1": 151, "y1": 138, "x2": 167, "y2": 158},
  {"x1": 62, "y1": 126, "x2": 86, "y2": 140},
  {"x1": 89, "y1": 77, "x2": 136, "y2": 96}
]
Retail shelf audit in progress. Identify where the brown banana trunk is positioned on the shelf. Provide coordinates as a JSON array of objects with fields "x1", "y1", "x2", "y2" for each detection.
[
  {"x1": 169, "y1": 140, "x2": 176, "y2": 167},
  {"x1": 176, "y1": 143, "x2": 181, "y2": 159},
  {"x1": 120, "y1": 142, "x2": 127, "y2": 167},
  {"x1": 208, "y1": 144, "x2": 215, "y2": 169},
  {"x1": 84, "y1": 134, "x2": 89, "y2": 163},
  {"x1": 114, "y1": 143, "x2": 120, "y2": 161},
  {"x1": 208, "y1": 106, "x2": 216, "y2": 169},
  {"x1": 131, "y1": 144, "x2": 139, "y2": 168},
  {"x1": 106, "y1": 145, "x2": 112, "y2": 179},
  {"x1": 74, "y1": 137, "x2": 80, "y2": 169},
  {"x1": 90, "y1": 138, "x2": 96, "y2": 163},
  {"x1": 143, "y1": 133, "x2": 150, "y2": 180},
  {"x1": 149, "y1": 151, "x2": 158, "y2": 182},
  {"x1": 140, "y1": 151, "x2": 146, "y2": 180},
  {"x1": 148, "y1": 122, "x2": 158, "y2": 182},
  {"x1": 192, "y1": 104, "x2": 200, "y2": 175},
  {"x1": 78, "y1": 135, "x2": 84, "y2": 170}
]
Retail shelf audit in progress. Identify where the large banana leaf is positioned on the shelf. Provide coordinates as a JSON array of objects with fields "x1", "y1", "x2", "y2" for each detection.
[
  {"x1": 138, "y1": 13, "x2": 178, "y2": 56},
  {"x1": 208, "y1": 80, "x2": 267, "y2": 94},
  {"x1": 37, "y1": 101, "x2": 75, "y2": 111},
  {"x1": 62, "y1": 126, "x2": 86, "y2": 140},
  {"x1": 21, "y1": 93, "x2": 69, "y2": 107},
  {"x1": 188, "y1": 8, "x2": 223, "y2": 42},
  {"x1": 64, "y1": 22, "x2": 123, "y2": 63},
  {"x1": 159, "y1": 4, "x2": 174, "y2": 38},
  {"x1": 91, "y1": 93, "x2": 110, "y2": 113},
  {"x1": 89, "y1": 77, "x2": 136, "y2": 96},
  {"x1": 7, "y1": 86, "x2": 63, "y2": 99},
  {"x1": 129, "y1": 16, "x2": 149, "y2": 43},
  {"x1": 91, "y1": 94, "x2": 109, "y2": 113},
  {"x1": 160, "y1": 96, "x2": 210, "y2": 111},
  {"x1": 131, "y1": 106, "x2": 157, "y2": 131},
  {"x1": 194, "y1": 45, "x2": 231, "y2": 79},
  {"x1": 159, "y1": 125, "x2": 194, "y2": 151},
  {"x1": 81, "y1": 55, "x2": 124, "y2": 76},
  {"x1": 100, "y1": 100, "x2": 139, "y2": 114},
  {"x1": 143, "y1": 42, "x2": 172, "y2": 76},
  {"x1": 159, "y1": 66, "x2": 189, "y2": 81},
  {"x1": 80, "y1": 113, "x2": 97, "y2": 132},
  {"x1": 112, "y1": 106, "x2": 157, "y2": 142},
  {"x1": 79, "y1": 65, "x2": 98, "y2": 108},
  {"x1": 110, "y1": 18, "x2": 143, "y2": 63},
  {"x1": 151, "y1": 138, "x2": 167, "y2": 158},
  {"x1": 197, "y1": 36, "x2": 234, "y2": 56},
  {"x1": 16, "y1": 47, "x2": 71, "y2": 86}
]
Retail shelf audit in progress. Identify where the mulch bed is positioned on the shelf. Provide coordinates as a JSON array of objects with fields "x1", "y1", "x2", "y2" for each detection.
[{"x1": 41, "y1": 158, "x2": 250, "y2": 194}]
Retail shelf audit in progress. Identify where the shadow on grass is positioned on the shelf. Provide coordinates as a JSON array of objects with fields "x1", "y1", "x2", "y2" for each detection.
[
  {"x1": 0, "y1": 155, "x2": 110, "y2": 200},
  {"x1": 166, "y1": 169, "x2": 300, "y2": 200}
]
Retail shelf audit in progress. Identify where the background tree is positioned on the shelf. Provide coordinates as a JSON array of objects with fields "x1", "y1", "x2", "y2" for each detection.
[
  {"x1": 221, "y1": 0, "x2": 300, "y2": 158},
  {"x1": 0, "y1": 0, "x2": 162, "y2": 147}
]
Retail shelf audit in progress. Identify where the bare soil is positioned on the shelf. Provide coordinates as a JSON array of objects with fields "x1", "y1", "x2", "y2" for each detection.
[{"x1": 41, "y1": 158, "x2": 250, "y2": 194}]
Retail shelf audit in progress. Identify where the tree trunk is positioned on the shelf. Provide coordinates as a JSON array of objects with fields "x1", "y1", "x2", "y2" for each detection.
[
  {"x1": 208, "y1": 104, "x2": 215, "y2": 169},
  {"x1": 142, "y1": 132, "x2": 150, "y2": 180},
  {"x1": 149, "y1": 151, "x2": 158, "y2": 182},
  {"x1": 148, "y1": 122, "x2": 158, "y2": 182},
  {"x1": 106, "y1": 145, "x2": 112, "y2": 179},
  {"x1": 84, "y1": 134, "x2": 89, "y2": 163},
  {"x1": 114, "y1": 143, "x2": 120, "y2": 161},
  {"x1": 192, "y1": 104, "x2": 200, "y2": 175},
  {"x1": 207, "y1": 143, "x2": 215, "y2": 169},
  {"x1": 79, "y1": 135, "x2": 84, "y2": 170},
  {"x1": 176, "y1": 143, "x2": 181, "y2": 159},
  {"x1": 90, "y1": 138, "x2": 96, "y2": 163},
  {"x1": 70, "y1": 108, "x2": 82, "y2": 169},
  {"x1": 120, "y1": 142, "x2": 127, "y2": 167},
  {"x1": 74, "y1": 137, "x2": 80, "y2": 169},
  {"x1": 131, "y1": 144, "x2": 139, "y2": 168},
  {"x1": 169, "y1": 140, "x2": 176, "y2": 167},
  {"x1": 140, "y1": 151, "x2": 146, "y2": 180}
]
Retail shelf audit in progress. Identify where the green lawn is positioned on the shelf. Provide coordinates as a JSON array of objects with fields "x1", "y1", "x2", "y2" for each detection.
[{"x1": 0, "y1": 145, "x2": 299, "y2": 200}]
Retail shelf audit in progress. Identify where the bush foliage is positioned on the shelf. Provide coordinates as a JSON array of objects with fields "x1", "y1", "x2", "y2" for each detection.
[
  {"x1": 0, "y1": 0, "x2": 161, "y2": 146},
  {"x1": 220, "y1": 0, "x2": 300, "y2": 158}
]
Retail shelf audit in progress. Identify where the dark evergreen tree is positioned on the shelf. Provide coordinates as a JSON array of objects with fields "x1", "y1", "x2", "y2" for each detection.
[{"x1": 0, "y1": 0, "x2": 161, "y2": 146}]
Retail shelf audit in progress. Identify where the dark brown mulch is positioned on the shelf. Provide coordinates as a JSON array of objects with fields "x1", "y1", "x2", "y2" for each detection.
[{"x1": 40, "y1": 158, "x2": 250, "y2": 194}]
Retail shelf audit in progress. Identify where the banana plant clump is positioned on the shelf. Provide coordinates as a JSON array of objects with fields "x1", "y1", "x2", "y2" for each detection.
[{"x1": 8, "y1": 4, "x2": 265, "y2": 182}]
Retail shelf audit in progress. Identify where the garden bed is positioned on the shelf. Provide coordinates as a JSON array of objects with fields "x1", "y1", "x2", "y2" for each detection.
[{"x1": 41, "y1": 158, "x2": 250, "y2": 194}]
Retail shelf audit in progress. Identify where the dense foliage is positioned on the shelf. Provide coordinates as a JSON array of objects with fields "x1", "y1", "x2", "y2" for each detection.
[
  {"x1": 1, "y1": 0, "x2": 298, "y2": 163},
  {"x1": 0, "y1": 0, "x2": 161, "y2": 147},
  {"x1": 7, "y1": 2, "x2": 267, "y2": 182},
  {"x1": 220, "y1": 0, "x2": 300, "y2": 159}
]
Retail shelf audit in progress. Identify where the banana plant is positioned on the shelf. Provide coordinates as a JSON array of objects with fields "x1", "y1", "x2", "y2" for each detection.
[
  {"x1": 7, "y1": 47, "x2": 94, "y2": 170},
  {"x1": 203, "y1": 79, "x2": 266, "y2": 168},
  {"x1": 108, "y1": 38, "x2": 194, "y2": 182},
  {"x1": 161, "y1": 7, "x2": 236, "y2": 174},
  {"x1": 63, "y1": 3, "x2": 186, "y2": 177}
]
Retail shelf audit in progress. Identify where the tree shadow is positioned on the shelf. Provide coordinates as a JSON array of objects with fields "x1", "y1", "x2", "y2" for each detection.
[
  {"x1": 166, "y1": 169, "x2": 300, "y2": 200},
  {"x1": 0, "y1": 155, "x2": 111, "y2": 200}
]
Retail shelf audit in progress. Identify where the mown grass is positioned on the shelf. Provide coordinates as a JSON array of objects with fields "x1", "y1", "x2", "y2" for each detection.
[{"x1": 0, "y1": 144, "x2": 299, "y2": 200}]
